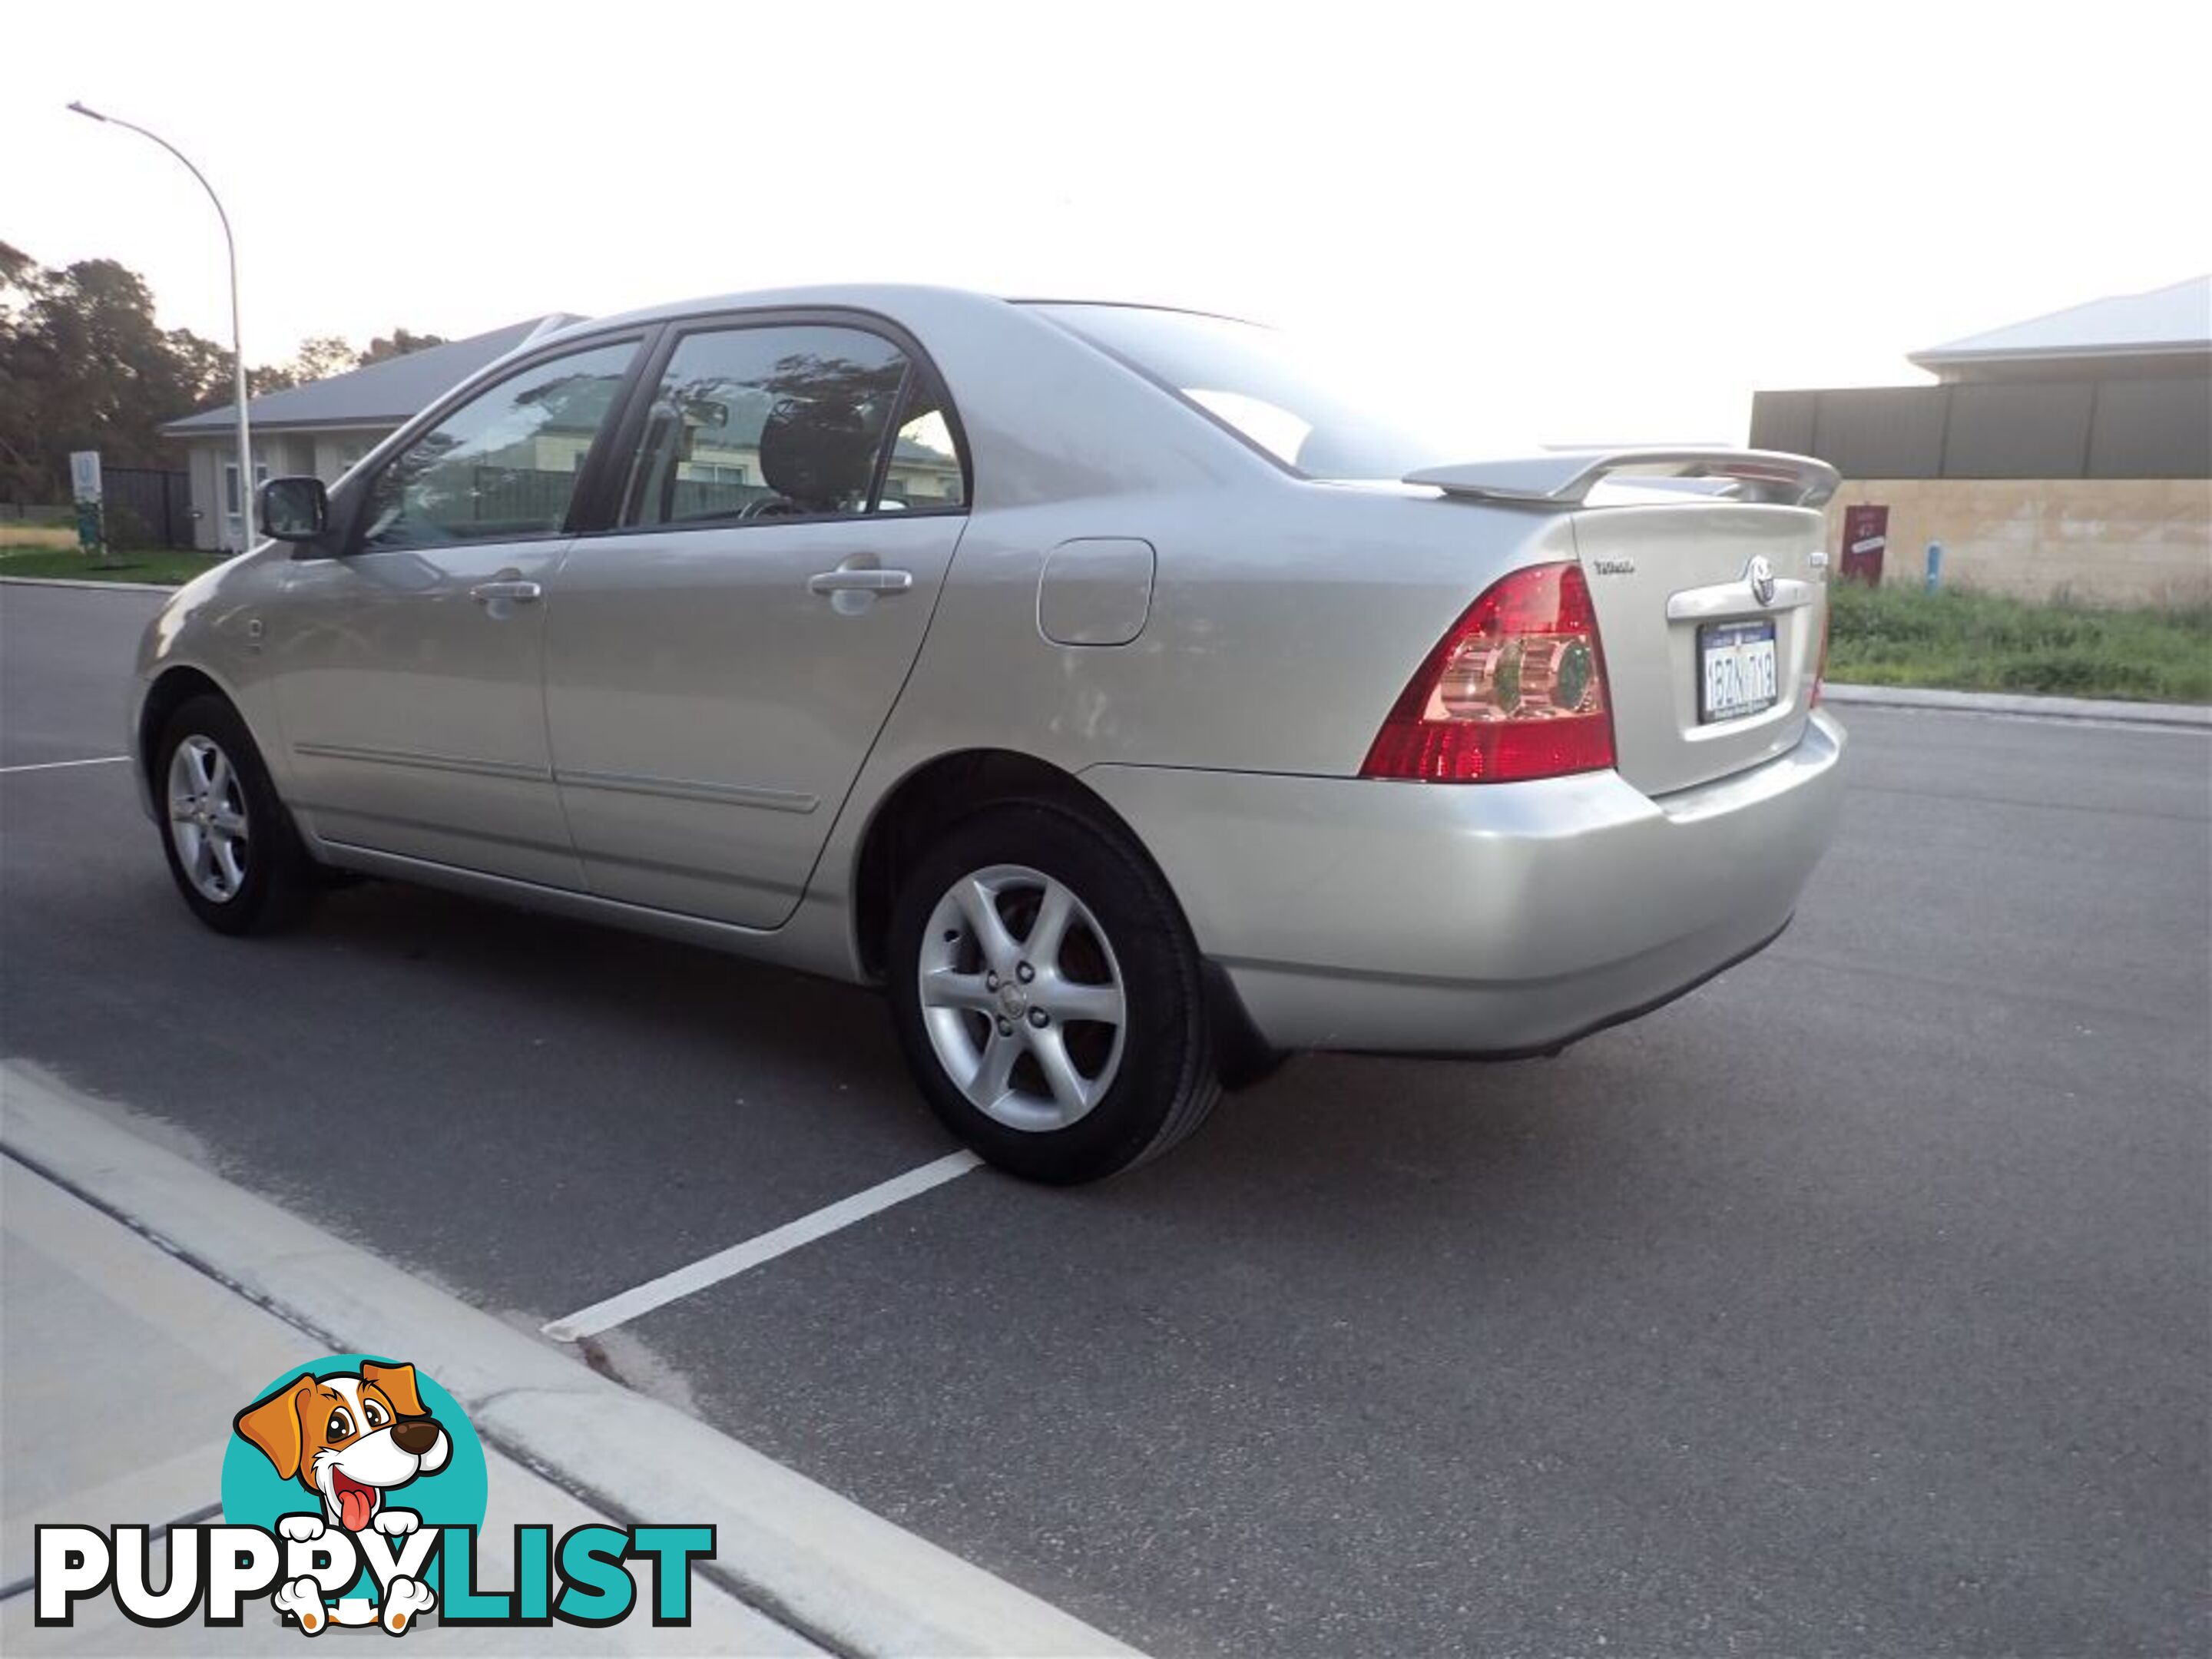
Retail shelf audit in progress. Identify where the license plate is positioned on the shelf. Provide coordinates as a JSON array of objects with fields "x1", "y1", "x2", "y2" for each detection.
[{"x1": 1699, "y1": 620, "x2": 1778, "y2": 723}]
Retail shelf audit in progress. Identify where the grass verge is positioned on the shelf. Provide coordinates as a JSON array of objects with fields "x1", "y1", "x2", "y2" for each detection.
[
  {"x1": 1827, "y1": 581, "x2": 2212, "y2": 704},
  {"x1": 0, "y1": 547, "x2": 227, "y2": 585}
]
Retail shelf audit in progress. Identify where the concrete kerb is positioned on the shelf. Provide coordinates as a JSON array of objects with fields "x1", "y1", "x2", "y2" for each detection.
[
  {"x1": 0, "y1": 1064, "x2": 1135, "y2": 1659},
  {"x1": 1821, "y1": 682, "x2": 2210, "y2": 730}
]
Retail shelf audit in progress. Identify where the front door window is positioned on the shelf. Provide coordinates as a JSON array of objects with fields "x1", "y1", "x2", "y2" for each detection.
[{"x1": 359, "y1": 341, "x2": 637, "y2": 551}]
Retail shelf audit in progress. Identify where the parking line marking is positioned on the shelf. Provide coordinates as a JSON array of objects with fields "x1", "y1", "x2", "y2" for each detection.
[
  {"x1": 543, "y1": 1149, "x2": 984, "y2": 1342},
  {"x1": 1, "y1": 754, "x2": 130, "y2": 774}
]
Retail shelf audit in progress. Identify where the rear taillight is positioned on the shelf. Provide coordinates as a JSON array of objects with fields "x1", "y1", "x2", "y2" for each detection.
[{"x1": 1361, "y1": 561, "x2": 1616, "y2": 783}]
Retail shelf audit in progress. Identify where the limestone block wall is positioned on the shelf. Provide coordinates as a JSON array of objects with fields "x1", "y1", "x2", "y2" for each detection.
[{"x1": 1823, "y1": 478, "x2": 2212, "y2": 605}]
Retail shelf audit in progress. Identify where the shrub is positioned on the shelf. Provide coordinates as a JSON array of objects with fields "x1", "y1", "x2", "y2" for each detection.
[
  {"x1": 101, "y1": 504, "x2": 153, "y2": 549},
  {"x1": 1826, "y1": 581, "x2": 2212, "y2": 703}
]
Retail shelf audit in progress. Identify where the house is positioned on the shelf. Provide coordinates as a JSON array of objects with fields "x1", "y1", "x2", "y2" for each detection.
[
  {"x1": 161, "y1": 316, "x2": 574, "y2": 551},
  {"x1": 1750, "y1": 276, "x2": 2210, "y2": 603}
]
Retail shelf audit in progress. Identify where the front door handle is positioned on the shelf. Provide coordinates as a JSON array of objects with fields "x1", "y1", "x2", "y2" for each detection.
[
  {"x1": 806, "y1": 568, "x2": 912, "y2": 595},
  {"x1": 470, "y1": 579, "x2": 542, "y2": 603}
]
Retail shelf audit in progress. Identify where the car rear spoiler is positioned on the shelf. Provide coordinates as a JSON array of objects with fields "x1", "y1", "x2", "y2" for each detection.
[{"x1": 1404, "y1": 449, "x2": 1839, "y2": 510}]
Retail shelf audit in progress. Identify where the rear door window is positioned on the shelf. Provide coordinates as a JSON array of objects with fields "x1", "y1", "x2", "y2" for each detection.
[{"x1": 618, "y1": 324, "x2": 965, "y2": 526}]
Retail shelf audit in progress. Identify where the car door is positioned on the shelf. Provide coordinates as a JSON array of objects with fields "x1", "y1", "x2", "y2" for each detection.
[
  {"x1": 267, "y1": 336, "x2": 644, "y2": 888},
  {"x1": 544, "y1": 316, "x2": 970, "y2": 928}
]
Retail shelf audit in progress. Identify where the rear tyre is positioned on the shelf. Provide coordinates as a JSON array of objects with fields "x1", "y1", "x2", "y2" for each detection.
[
  {"x1": 154, "y1": 694, "x2": 316, "y2": 936},
  {"x1": 887, "y1": 803, "x2": 1220, "y2": 1183}
]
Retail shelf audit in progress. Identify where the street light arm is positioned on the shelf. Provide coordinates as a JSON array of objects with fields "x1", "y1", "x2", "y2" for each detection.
[
  {"x1": 75, "y1": 107, "x2": 240, "y2": 263},
  {"x1": 68, "y1": 100, "x2": 253, "y2": 548}
]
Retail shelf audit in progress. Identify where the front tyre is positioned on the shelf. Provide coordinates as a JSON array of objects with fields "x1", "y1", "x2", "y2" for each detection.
[
  {"x1": 887, "y1": 803, "x2": 1219, "y2": 1183},
  {"x1": 154, "y1": 694, "x2": 316, "y2": 935}
]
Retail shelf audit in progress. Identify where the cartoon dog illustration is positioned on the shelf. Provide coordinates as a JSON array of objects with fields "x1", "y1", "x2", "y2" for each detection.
[{"x1": 233, "y1": 1361, "x2": 449, "y2": 1633}]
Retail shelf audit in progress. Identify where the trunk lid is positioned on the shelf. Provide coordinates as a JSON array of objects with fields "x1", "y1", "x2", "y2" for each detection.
[
  {"x1": 1405, "y1": 449, "x2": 1836, "y2": 796},
  {"x1": 1571, "y1": 498, "x2": 1829, "y2": 795}
]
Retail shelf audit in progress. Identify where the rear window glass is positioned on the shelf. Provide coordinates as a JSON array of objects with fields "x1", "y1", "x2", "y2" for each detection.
[{"x1": 1031, "y1": 303, "x2": 1488, "y2": 481}]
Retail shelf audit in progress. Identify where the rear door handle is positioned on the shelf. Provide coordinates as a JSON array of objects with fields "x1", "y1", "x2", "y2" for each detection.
[
  {"x1": 806, "y1": 568, "x2": 912, "y2": 595},
  {"x1": 470, "y1": 579, "x2": 542, "y2": 604}
]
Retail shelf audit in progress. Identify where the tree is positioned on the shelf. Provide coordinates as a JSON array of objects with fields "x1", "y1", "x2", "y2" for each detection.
[
  {"x1": 0, "y1": 253, "x2": 230, "y2": 502},
  {"x1": 0, "y1": 239, "x2": 31, "y2": 299},
  {"x1": 0, "y1": 243, "x2": 452, "y2": 504},
  {"x1": 247, "y1": 333, "x2": 360, "y2": 396},
  {"x1": 0, "y1": 242, "x2": 42, "y2": 498},
  {"x1": 296, "y1": 335, "x2": 359, "y2": 381},
  {"x1": 359, "y1": 329, "x2": 447, "y2": 366}
]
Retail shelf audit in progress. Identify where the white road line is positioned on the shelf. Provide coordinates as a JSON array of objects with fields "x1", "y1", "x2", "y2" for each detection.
[
  {"x1": 544, "y1": 1149, "x2": 984, "y2": 1342},
  {"x1": 0, "y1": 754, "x2": 131, "y2": 774}
]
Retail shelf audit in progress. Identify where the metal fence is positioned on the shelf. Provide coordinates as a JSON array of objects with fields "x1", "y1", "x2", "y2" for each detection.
[
  {"x1": 1750, "y1": 372, "x2": 2211, "y2": 481},
  {"x1": 101, "y1": 468, "x2": 194, "y2": 547},
  {"x1": 469, "y1": 467, "x2": 575, "y2": 528},
  {"x1": 466, "y1": 468, "x2": 777, "y2": 527}
]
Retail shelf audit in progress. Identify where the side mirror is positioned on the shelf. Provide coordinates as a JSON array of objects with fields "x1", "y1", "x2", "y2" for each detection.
[{"x1": 257, "y1": 475, "x2": 328, "y2": 541}]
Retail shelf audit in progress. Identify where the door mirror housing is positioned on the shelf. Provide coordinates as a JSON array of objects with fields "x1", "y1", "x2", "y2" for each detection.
[{"x1": 257, "y1": 475, "x2": 328, "y2": 541}]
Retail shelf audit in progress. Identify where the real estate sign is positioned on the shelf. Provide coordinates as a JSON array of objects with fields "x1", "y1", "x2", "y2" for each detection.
[{"x1": 69, "y1": 450, "x2": 104, "y2": 552}]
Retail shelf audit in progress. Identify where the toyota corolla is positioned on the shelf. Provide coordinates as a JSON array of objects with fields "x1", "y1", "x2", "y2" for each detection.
[{"x1": 132, "y1": 286, "x2": 1846, "y2": 1182}]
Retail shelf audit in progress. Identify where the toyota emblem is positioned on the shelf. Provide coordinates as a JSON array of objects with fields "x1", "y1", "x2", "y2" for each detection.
[{"x1": 1747, "y1": 555, "x2": 1777, "y2": 607}]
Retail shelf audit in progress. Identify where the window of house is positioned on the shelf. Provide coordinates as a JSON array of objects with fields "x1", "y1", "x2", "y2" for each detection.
[
  {"x1": 224, "y1": 461, "x2": 269, "y2": 517},
  {"x1": 358, "y1": 340, "x2": 638, "y2": 551}
]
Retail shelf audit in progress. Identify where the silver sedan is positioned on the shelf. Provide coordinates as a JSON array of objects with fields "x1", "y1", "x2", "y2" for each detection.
[{"x1": 131, "y1": 286, "x2": 1845, "y2": 1182}]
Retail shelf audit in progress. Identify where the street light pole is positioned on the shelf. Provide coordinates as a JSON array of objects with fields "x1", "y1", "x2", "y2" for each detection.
[{"x1": 68, "y1": 101, "x2": 253, "y2": 550}]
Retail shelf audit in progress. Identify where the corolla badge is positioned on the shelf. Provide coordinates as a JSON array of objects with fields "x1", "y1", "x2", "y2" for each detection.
[{"x1": 1746, "y1": 555, "x2": 1777, "y2": 606}]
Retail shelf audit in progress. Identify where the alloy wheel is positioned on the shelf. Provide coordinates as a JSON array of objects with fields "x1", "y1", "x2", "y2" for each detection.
[
  {"x1": 166, "y1": 733, "x2": 250, "y2": 903},
  {"x1": 916, "y1": 863, "x2": 1128, "y2": 1131}
]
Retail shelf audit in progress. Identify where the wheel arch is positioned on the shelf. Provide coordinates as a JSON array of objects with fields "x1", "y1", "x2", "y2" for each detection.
[
  {"x1": 846, "y1": 746, "x2": 1280, "y2": 1084},
  {"x1": 137, "y1": 666, "x2": 236, "y2": 791},
  {"x1": 849, "y1": 749, "x2": 1141, "y2": 982}
]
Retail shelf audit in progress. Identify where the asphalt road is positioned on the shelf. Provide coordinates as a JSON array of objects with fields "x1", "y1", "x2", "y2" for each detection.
[{"x1": 4, "y1": 580, "x2": 2207, "y2": 1657}]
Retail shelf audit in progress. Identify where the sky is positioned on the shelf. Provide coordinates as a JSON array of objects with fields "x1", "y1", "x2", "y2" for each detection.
[{"x1": 8, "y1": 0, "x2": 2207, "y2": 448}]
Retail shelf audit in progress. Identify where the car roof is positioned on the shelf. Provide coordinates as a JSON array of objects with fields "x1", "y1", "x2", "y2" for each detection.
[{"x1": 531, "y1": 285, "x2": 1255, "y2": 349}]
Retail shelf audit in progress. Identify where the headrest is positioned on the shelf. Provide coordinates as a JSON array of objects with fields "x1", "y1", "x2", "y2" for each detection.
[{"x1": 757, "y1": 399, "x2": 877, "y2": 512}]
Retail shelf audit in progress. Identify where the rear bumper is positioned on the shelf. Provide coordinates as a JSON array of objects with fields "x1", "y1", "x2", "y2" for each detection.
[{"x1": 1084, "y1": 710, "x2": 1846, "y2": 1055}]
